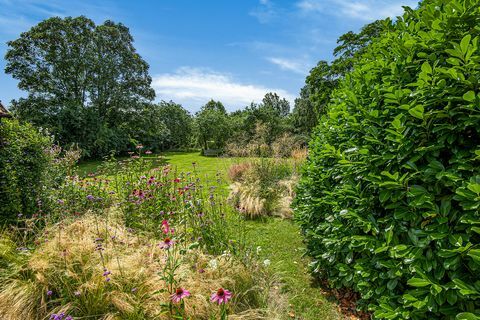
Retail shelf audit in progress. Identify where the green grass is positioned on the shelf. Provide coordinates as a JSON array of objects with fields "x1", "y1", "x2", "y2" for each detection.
[
  {"x1": 78, "y1": 151, "x2": 234, "y2": 179},
  {"x1": 245, "y1": 218, "x2": 343, "y2": 320},
  {"x1": 76, "y1": 151, "x2": 343, "y2": 319}
]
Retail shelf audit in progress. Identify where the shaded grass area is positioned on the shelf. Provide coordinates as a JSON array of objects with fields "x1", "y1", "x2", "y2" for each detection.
[{"x1": 245, "y1": 218, "x2": 343, "y2": 320}]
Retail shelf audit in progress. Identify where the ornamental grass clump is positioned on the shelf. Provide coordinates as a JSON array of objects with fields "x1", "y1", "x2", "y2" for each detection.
[
  {"x1": 294, "y1": 1, "x2": 480, "y2": 318},
  {"x1": 228, "y1": 158, "x2": 298, "y2": 219},
  {"x1": 0, "y1": 212, "x2": 268, "y2": 320}
]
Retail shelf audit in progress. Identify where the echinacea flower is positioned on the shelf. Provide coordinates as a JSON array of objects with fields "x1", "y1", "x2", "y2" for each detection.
[
  {"x1": 210, "y1": 288, "x2": 232, "y2": 304},
  {"x1": 161, "y1": 220, "x2": 173, "y2": 235},
  {"x1": 170, "y1": 287, "x2": 191, "y2": 303},
  {"x1": 145, "y1": 150, "x2": 152, "y2": 154},
  {"x1": 159, "y1": 237, "x2": 174, "y2": 249}
]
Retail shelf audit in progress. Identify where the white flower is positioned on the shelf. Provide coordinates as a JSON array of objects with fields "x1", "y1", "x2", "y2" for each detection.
[
  {"x1": 256, "y1": 246, "x2": 262, "y2": 255},
  {"x1": 339, "y1": 209, "x2": 348, "y2": 215},
  {"x1": 263, "y1": 259, "x2": 271, "y2": 267},
  {"x1": 208, "y1": 259, "x2": 218, "y2": 270}
]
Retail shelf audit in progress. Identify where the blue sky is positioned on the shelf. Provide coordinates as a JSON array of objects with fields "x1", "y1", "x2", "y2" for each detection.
[{"x1": 0, "y1": 0, "x2": 418, "y2": 112}]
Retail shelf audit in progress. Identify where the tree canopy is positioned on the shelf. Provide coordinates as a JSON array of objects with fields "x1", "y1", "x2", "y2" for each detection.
[{"x1": 5, "y1": 16, "x2": 155, "y2": 157}]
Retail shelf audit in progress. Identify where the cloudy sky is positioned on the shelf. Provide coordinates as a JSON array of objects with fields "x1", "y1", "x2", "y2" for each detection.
[{"x1": 0, "y1": 0, "x2": 418, "y2": 112}]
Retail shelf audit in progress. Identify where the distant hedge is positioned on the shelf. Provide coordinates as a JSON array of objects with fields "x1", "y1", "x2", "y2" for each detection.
[{"x1": 294, "y1": 1, "x2": 480, "y2": 319}]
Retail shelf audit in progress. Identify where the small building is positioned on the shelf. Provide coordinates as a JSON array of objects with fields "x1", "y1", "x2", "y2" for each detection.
[{"x1": 0, "y1": 101, "x2": 12, "y2": 119}]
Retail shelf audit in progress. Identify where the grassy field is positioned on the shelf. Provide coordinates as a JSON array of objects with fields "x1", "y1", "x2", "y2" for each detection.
[{"x1": 76, "y1": 151, "x2": 343, "y2": 320}]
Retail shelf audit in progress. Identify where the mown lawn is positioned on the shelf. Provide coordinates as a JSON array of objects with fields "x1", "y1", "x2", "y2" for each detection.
[
  {"x1": 76, "y1": 151, "x2": 343, "y2": 319},
  {"x1": 245, "y1": 219, "x2": 342, "y2": 320}
]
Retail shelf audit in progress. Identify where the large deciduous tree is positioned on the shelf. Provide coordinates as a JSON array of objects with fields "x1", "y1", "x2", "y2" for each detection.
[
  {"x1": 195, "y1": 100, "x2": 231, "y2": 150},
  {"x1": 292, "y1": 19, "x2": 391, "y2": 136},
  {"x1": 156, "y1": 101, "x2": 193, "y2": 149},
  {"x1": 5, "y1": 16, "x2": 155, "y2": 157}
]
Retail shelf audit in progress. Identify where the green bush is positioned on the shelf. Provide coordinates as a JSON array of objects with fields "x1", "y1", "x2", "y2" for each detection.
[
  {"x1": 294, "y1": 1, "x2": 480, "y2": 319},
  {"x1": 0, "y1": 119, "x2": 53, "y2": 221},
  {"x1": 0, "y1": 119, "x2": 79, "y2": 223}
]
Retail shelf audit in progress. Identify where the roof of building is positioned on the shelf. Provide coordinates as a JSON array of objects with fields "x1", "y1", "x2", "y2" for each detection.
[{"x1": 0, "y1": 101, "x2": 11, "y2": 118}]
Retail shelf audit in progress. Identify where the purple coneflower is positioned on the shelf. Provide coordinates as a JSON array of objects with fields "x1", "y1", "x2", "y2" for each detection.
[
  {"x1": 159, "y1": 237, "x2": 174, "y2": 249},
  {"x1": 145, "y1": 150, "x2": 152, "y2": 154},
  {"x1": 210, "y1": 288, "x2": 232, "y2": 305},
  {"x1": 170, "y1": 287, "x2": 191, "y2": 303}
]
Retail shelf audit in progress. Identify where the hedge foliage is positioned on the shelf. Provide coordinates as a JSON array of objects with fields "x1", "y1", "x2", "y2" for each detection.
[
  {"x1": 294, "y1": 1, "x2": 480, "y2": 319},
  {"x1": 0, "y1": 119, "x2": 54, "y2": 222}
]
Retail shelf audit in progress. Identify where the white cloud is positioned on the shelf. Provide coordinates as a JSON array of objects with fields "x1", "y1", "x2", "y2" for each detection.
[
  {"x1": 151, "y1": 67, "x2": 295, "y2": 111},
  {"x1": 267, "y1": 57, "x2": 309, "y2": 74},
  {"x1": 296, "y1": 0, "x2": 418, "y2": 21},
  {"x1": 249, "y1": 0, "x2": 277, "y2": 24},
  {"x1": 0, "y1": 0, "x2": 118, "y2": 39}
]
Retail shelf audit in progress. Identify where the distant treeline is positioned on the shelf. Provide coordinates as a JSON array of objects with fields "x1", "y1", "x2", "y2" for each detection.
[{"x1": 4, "y1": 15, "x2": 381, "y2": 158}]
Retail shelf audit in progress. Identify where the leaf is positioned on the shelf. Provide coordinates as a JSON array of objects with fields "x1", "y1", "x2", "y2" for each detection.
[
  {"x1": 408, "y1": 105, "x2": 424, "y2": 119},
  {"x1": 407, "y1": 277, "x2": 431, "y2": 287},
  {"x1": 460, "y1": 34, "x2": 472, "y2": 55},
  {"x1": 467, "y1": 249, "x2": 480, "y2": 263},
  {"x1": 456, "y1": 313, "x2": 480, "y2": 320},
  {"x1": 387, "y1": 279, "x2": 398, "y2": 290},
  {"x1": 421, "y1": 61, "x2": 432, "y2": 74},
  {"x1": 463, "y1": 91, "x2": 476, "y2": 102}
]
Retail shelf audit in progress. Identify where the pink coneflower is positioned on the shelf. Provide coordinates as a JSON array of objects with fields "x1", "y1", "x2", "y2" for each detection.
[
  {"x1": 210, "y1": 288, "x2": 232, "y2": 304},
  {"x1": 161, "y1": 220, "x2": 173, "y2": 235},
  {"x1": 159, "y1": 237, "x2": 174, "y2": 249},
  {"x1": 170, "y1": 287, "x2": 191, "y2": 303},
  {"x1": 145, "y1": 150, "x2": 152, "y2": 155}
]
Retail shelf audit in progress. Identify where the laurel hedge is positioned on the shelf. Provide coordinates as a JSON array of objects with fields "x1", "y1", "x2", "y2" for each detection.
[{"x1": 294, "y1": 1, "x2": 480, "y2": 319}]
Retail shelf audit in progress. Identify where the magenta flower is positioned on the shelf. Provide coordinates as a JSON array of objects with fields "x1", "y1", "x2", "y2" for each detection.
[
  {"x1": 170, "y1": 287, "x2": 191, "y2": 303},
  {"x1": 210, "y1": 288, "x2": 232, "y2": 304},
  {"x1": 161, "y1": 220, "x2": 173, "y2": 235}
]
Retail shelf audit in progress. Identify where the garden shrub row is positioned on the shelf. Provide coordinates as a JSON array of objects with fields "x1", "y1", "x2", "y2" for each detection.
[{"x1": 294, "y1": 0, "x2": 480, "y2": 318}]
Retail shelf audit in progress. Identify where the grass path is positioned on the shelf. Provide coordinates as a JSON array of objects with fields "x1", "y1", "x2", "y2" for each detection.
[
  {"x1": 245, "y1": 218, "x2": 343, "y2": 320},
  {"x1": 77, "y1": 152, "x2": 344, "y2": 319}
]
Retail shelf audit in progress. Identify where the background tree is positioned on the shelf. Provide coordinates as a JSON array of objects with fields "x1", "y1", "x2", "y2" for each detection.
[
  {"x1": 195, "y1": 100, "x2": 231, "y2": 150},
  {"x1": 293, "y1": 19, "x2": 391, "y2": 137},
  {"x1": 156, "y1": 101, "x2": 193, "y2": 149},
  {"x1": 5, "y1": 16, "x2": 155, "y2": 157},
  {"x1": 262, "y1": 92, "x2": 290, "y2": 117}
]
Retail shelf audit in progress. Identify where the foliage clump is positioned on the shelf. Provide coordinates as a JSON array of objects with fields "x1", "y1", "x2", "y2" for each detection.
[
  {"x1": 229, "y1": 158, "x2": 301, "y2": 219},
  {"x1": 294, "y1": 1, "x2": 480, "y2": 318},
  {"x1": 0, "y1": 119, "x2": 79, "y2": 222}
]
